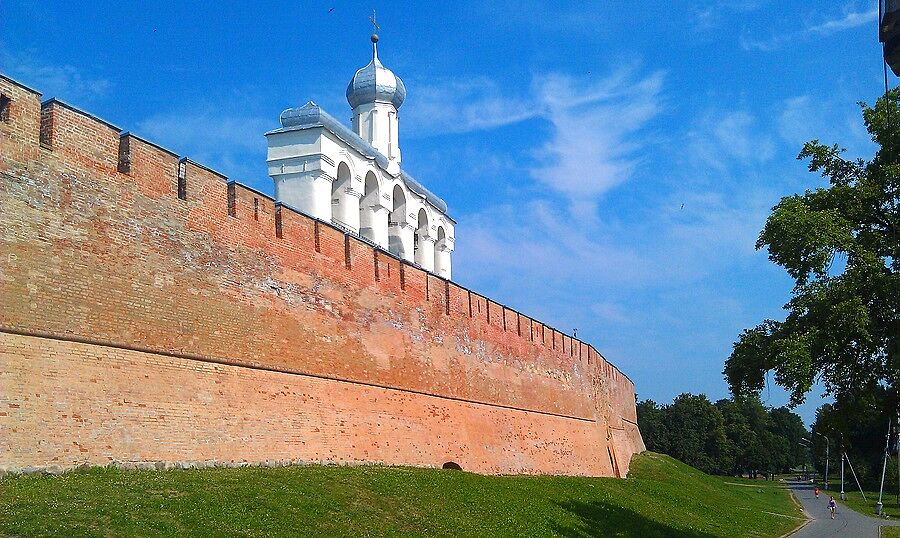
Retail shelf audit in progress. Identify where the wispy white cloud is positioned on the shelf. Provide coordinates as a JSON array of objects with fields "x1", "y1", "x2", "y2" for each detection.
[
  {"x1": 406, "y1": 68, "x2": 664, "y2": 216},
  {"x1": 0, "y1": 50, "x2": 111, "y2": 102},
  {"x1": 693, "y1": 0, "x2": 768, "y2": 29},
  {"x1": 449, "y1": 79, "x2": 780, "y2": 304},
  {"x1": 778, "y1": 96, "x2": 820, "y2": 147},
  {"x1": 529, "y1": 72, "x2": 663, "y2": 216},
  {"x1": 138, "y1": 110, "x2": 269, "y2": 152},
  {"x1": 741, "y1": 4, "x2": 878, "y2": 51},
  {"x1": 452, "y1": 102, "x2": 784, "y2": 377},
  {"x1": 404, "y1": 66, "x2": 658, "y2": 135},
  {"x1": 137, "y1": 108, "x2": 270, "y2": 185},
  {"x1": 807, "y1": 7, "x2": 878, "y2": 34},
  {"x1": 687, "y1": 110, "x2": 776, "y2": 172},
  {"x1": 452, "y1": 180, "x2": 774, "y2": 374},
  {"x1": 739, "y1": 32, "x2": 790, "y2": 53},
  {"x1": 458, "y1": 201, "x2": 653, "y2": 288},
  {"x1": 402, "y1": 78, "x2": 535, "y2": 135},
  {"x1": 591, "y1": 302, "x2": 634, "y2": 325},
  {"x1": 777, "y1": 94, "x2": 876, "y2": 159},
  {"x1": 457, "y1": 171, "x2": 771, "y2": 297}
]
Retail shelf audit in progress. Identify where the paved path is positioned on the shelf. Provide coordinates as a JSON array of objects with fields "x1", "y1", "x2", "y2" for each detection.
[{"x1": 787, "y1": 481, "x2": 900, "y2": 537}]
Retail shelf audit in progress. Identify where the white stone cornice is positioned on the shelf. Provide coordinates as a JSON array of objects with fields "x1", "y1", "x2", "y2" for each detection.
[
  {"x1": 303, "y1": 170, "x2": 335, "y2": 183},
  {"x1": 268, "y1": 153, "x2": 333, "y2": 168},
  {"x1": 267, "y1": 154, "x2": 337, "y2": 184},
  {"x1": 270, "y1": 170, "x2": 336, "y2": 184}
]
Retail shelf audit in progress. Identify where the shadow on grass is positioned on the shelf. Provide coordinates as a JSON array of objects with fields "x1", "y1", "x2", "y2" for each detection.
[{"x1": 550, "y1": 499, "x2": 719, "y2": 538}]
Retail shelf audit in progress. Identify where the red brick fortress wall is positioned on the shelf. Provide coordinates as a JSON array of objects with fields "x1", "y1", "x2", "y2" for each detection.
[{"x1": 0, "y1": 75, "x2": 644, "y2": 477}]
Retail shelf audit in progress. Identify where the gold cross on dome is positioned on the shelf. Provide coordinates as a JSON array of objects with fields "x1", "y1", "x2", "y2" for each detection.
[{"x1": 369, "y1": 10, "x2": 380, "y2": 33}]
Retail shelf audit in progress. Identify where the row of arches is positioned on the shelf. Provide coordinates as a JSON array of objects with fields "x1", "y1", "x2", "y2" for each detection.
[
  {"x1": 411, "y1": 204, "x2": 449, "y2": 273},
  {"x1": 330, "y1": 162, "x2": 450, "y2": 277}
]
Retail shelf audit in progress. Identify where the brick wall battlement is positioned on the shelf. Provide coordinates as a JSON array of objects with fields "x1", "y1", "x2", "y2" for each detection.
[{"x1": 0, "y1": 74, "x2": 644, "y2": 476}]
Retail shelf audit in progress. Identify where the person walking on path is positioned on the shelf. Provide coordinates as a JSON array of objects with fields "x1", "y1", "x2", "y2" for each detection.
[
  {"x1": 815, "y1": 486, "x2": 820, "y2": 499},
  {"x1": 788, "y1": 480, "x2": 900, "y2": 536},
  {"x1": 828, "y1": 497, "x2": 837, "y2": 520}
]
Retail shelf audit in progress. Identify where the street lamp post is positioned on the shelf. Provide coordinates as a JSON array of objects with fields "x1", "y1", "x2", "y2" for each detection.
[
  {"x1": 876, "y1": 419, "x2": 892, "y2": 516},
  {"x1": 799, "y1": 438, "x2": 813, "y2": 481},
  {"x1": 840, "y1": 434, "x2": 846, "y2": 501},
  {"x1": 815, "y1": 431, "x2": 830, "y2": 491}
]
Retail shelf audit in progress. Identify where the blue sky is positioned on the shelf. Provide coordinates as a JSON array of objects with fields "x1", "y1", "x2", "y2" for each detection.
[{"x1": 2, "y1": 1, "x2": 889, "y2": 425}]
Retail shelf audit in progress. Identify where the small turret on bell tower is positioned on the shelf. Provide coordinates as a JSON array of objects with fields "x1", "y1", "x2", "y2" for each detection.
[{"x1": 346, "y1": 18, "x2": 406, "y2": 168}]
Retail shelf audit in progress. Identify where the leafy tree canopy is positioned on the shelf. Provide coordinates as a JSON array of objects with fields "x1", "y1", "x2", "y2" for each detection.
[
  {"x1": 725, "y1": 89, "x2": 900, "y2": 407},
  {"x1": 637, "y1": 393, "x2": 809, "y2": 476},
  {"x1": 811, "y1": 389, "x2": 897, "y2": 490}
]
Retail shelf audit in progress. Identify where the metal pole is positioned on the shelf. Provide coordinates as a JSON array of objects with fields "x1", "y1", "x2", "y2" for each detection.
[
  {"x1": 845, "y1": 451, "x2": 868, "y2": 502},
  {"x1": 839, "y1": 438, "x2": 844, "y2": 500},
  {"x1": 877, "y1": 419, "x2": 891, "y2": 515},
  {"x1": 799, "y1": 438, "x2": 811, "y2": 481},
  {"x1": 816, "y1": 431, "x2": 830, "y2": 491}
]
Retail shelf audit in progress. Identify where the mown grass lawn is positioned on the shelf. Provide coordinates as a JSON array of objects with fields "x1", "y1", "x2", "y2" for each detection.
[
  {"x1": 823, "y1": 487, "x2": 900, "y2": 519},
  {"x1": 822, "y1": 486, "x2": 900, "y2": 538},
  {"x1": 0, "y1": 452, "x2": 804, "y2": 537}
]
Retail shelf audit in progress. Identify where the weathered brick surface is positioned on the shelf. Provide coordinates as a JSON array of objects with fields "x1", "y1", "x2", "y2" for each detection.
[
  {"x1": 0, "y1": 75, "x2": 644, "y2": 476},
  {"x1": 0, "y1": 332, "x2": 614, "y2": 474}
]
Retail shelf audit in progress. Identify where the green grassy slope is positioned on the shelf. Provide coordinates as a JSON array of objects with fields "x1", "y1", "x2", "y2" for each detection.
[{"x1": 0, "y1": 452, "x2": 804, "y2": 537}]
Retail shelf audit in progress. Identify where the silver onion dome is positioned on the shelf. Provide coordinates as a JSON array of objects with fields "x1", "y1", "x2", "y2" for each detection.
[{"x1": 346, "y1": 34, "x2": 406, "y2": 110}]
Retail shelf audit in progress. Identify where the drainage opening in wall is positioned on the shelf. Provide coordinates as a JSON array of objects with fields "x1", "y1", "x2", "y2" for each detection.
[{"x1": 442, "y1": 462, "x2": 462, "y2": 470}]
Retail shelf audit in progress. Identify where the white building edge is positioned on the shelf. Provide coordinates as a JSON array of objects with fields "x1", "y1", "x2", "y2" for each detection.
[{"x1": 266, "y1": 34, "x2": 455, "y2": 279}]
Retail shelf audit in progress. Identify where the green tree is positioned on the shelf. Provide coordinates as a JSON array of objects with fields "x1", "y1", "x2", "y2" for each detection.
[
  {"x1": 738, "y1": 397, "x2": 776, "y2": 477},
  {"x1": 769, "y1": 407, "x2": 809, "y2": 472},
  {"x1": 636, "y1": 399, "x2": 670, "y2": 454},
  {"x1": 640, "y1": 394, "x2": 808, "y2": 477},
  {"x1": 812, "y1": 390, "x2": 896, "y2": 490},
  {"x1": 725, "y1": 90, "x2": 900, "y2": 409},
  {"x1": 664, "y1": 394, "x2": 729, "y2": 474},
  {"x1": 716, "y1": 399, "x2": 755, "y2": 475}
]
